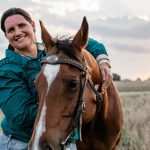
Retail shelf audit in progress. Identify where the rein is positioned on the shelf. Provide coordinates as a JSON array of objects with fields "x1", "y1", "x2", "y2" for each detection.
[{"x1": 41, "y1": 55, "x2": 103, "y2": 149}]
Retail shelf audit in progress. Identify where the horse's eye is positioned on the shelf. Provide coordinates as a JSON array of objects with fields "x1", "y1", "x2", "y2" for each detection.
[{"x1": 68, "y1": 79, "x2": 79, "y2": 91}]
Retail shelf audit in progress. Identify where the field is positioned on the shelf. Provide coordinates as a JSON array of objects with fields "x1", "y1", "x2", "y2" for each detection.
[
  {"x1": 116, "y1": 80, "x2": 150, "y2": 150},
  {"x1": 0, "y1": 80, "x2": 150, "y2": 149}
]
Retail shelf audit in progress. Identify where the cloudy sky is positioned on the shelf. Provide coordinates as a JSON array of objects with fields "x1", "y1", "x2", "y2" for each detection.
[{"x1": 0, "y1": 0, "x2": 150, "y2": 80}]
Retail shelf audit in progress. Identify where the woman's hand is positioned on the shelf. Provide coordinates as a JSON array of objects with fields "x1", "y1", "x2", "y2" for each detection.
[{"x1": 99, "y1": 62, "x2": 112, "y2": 94}]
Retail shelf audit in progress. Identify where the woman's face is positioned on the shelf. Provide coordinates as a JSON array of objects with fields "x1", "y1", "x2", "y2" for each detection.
[{"x1": 4, "y1": 14, "x2": 36, "y2": 51}]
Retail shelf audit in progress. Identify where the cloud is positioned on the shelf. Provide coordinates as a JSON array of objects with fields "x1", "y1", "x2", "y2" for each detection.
[
  {"x1": 110, "y1": 42, "x2": 150, "y2": 53},
  {"x1": 86, "y1": 16, "x2": 150, "y2": 54},
  {"x1": 89, "y1": 16, "x2": 150, "y2": 39}
]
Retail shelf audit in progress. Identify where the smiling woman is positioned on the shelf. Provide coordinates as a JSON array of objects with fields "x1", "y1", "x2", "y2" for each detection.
[{"x1": 0, "y1": 7, "x2": 42, "y2": 150}]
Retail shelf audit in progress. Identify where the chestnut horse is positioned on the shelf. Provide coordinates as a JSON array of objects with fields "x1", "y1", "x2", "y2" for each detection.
[{"x1": 29, "y1": 17, "x2": 123, "y2": 150}]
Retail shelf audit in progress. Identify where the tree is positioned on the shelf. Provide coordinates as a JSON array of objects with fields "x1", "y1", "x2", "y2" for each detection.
[{"x1": 112, "y1": 73, "x2": 121, "y2": 81}]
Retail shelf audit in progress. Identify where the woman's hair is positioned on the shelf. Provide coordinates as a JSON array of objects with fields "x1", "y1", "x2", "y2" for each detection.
[
  {"x1": 1, "y1": 7, "x2": 32, "y2": 33},
  {"x1": 1, "y1": 8, "x2": 33, "y2": 50}
]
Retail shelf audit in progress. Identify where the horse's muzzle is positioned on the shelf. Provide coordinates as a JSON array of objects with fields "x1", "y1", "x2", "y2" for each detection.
[{"x1": 44, "y1": 144, "x2": 53, "y2": 150}]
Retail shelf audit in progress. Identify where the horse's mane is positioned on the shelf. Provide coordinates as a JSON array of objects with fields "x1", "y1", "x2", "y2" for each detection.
[{"x1": 54, "y1": 36, "x2": 79, "y2": 61}]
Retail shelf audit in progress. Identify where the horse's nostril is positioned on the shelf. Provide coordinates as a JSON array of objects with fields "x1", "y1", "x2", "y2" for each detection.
[{"x1": 45, "y1": 144, "x2": 52, "y2": 150}]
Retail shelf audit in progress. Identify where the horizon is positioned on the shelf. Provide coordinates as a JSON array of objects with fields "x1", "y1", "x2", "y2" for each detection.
[{"x1": 0, "y1": 0, "x2": 150, "y2": 80}]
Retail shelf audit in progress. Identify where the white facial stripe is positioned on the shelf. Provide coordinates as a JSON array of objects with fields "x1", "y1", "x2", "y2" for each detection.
[
  {"x1": 43, "y1": 64, "x2": 60, "y2": 93},
  {"x1": 32, "y1": 64, "x2": 60, "y2": 150},
  {"x1": 32, "y1": 102, "x2": 46, "y2": 150}
]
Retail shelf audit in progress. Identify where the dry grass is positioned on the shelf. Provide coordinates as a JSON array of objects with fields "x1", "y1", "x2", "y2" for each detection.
[
  {"x1": 115, "y1": 80, "x2": 150, "y2": 92},
  {"x1": 116, "y1": 81, "x2": 150, "y2": 150}
]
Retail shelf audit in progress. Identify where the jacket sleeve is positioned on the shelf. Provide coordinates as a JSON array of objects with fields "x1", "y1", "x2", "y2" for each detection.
[
  {"x1": 0, "y1": 70, "x2": 38, "y2": 128},
  {"x1": 86, "y1": 37, "x2": 110, "y2": 63}
]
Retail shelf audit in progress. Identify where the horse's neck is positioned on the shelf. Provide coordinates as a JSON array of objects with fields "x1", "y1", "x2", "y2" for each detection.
[
  {"x1": 83, "y1": 50, "x2": 102, "y2": 85},
  {"x1": 81, "y1": 52, "x2": 123, "y2": 149},
  {"x1": 81, "y1": 82, "x2": 123, "y2": 148}
]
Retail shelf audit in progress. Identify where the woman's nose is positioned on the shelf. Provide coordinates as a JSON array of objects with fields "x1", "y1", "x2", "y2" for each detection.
[{"x1": 15, "y1": 28, "x2": 22, "y2": 36}]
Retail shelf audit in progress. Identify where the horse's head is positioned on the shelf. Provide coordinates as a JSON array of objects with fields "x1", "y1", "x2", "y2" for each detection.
[{"x1": 29, "y1": 17, "x2": 102, "y2": 150}]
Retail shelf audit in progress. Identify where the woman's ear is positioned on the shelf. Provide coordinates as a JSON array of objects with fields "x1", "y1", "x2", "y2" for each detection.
[{"x1": 31, "y1": 21, "x2": 36, "y2": 32}]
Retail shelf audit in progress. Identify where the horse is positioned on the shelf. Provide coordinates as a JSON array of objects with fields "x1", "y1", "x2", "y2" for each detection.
[{"x1": 29, "y1": 17, "x2": 123, "y2": 150}]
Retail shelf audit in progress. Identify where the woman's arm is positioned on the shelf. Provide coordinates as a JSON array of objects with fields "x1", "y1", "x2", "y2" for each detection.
[
  {"x1": 0, "y1": 70, "x2": 38, "y2": 127},
  {"x1": 86, "y1": 37, "x2": 112, "y2": 93}
]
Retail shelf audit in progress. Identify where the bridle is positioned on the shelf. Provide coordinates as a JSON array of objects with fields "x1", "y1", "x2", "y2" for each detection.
[{"x1": 41, "y1": 55, "x2": 103, "y2": 149}]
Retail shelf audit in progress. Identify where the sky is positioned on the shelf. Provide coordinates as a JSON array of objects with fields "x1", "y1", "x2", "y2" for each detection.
[{"x1": 0, "y1": 0, "x2": 150, "y2": 80}]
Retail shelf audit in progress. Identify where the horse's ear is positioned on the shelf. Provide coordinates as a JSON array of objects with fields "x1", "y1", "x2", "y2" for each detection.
[
  {"x1": 72, "y1": 16, "x2": 89, "y2": 51},
  {"x1": 39, "y1": 20, "x2": 55, "y2": 50}
]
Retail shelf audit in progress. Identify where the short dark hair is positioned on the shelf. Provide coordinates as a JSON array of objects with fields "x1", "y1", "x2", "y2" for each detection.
[{"x1": 1, "y1": 7, "x2": 32, "y2": 33}]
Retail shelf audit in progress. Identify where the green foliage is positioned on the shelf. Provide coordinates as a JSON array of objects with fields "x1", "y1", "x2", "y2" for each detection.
[{"x1": 113, "y1": 73, "x2": 121, "y2": 81}]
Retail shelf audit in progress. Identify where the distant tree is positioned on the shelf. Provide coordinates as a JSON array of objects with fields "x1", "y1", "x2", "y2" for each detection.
[
  {"x1": 136, "y1": 78, "x2": 141, "y2": 81},
  {"x1": 112, "y1": 73, "x2": 121, "y2": 81},
  {"x1": 146, "y1": 77, "x2": 150, "y2": 81},
  {"x1": 122, "y1": 79, "x2": 132, "y2": 82}
]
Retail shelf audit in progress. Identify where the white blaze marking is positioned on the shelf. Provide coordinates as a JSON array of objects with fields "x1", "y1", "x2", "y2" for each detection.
[
  {"x1": 32, "y1": 64, "x2": 60, "y2": 150},
  {"x1": 43, "y1": 64, "x2": 60, "y2": 93},
  {"x1": 32, "y1": 102, "x2": 46, "y2": 150}
]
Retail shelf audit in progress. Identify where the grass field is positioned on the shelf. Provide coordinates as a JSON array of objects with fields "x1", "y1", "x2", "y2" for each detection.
[
  {"x1": 0, "y1": 80, "x2": 150, "y2": 149},
  {"x1": 116, "y1": 80, "x2": 150, "y2": 150},
  {"x1": 115, "y1": 80, "x2": 150, "y2": 92}
]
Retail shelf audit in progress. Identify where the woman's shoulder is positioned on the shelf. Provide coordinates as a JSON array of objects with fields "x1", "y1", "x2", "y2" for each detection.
[
  {"x1": 0, "y1": 57, "x2": 24, "y2": 73},
  {"x1": 0, "y1": 58, "x2": 28, "y2": 81},
  {"x1": 0, "y1": 57, "x2": 17, "y2": 66}
]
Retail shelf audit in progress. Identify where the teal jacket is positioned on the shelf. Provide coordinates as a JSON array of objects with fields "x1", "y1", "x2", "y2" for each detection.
[{"x1": 0, "y1": 38, "x2": 108, "y2": 143}]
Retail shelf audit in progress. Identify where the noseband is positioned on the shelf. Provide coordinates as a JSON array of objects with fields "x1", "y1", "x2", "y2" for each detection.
[{"x1": 41, "y1": 55, "x2": 103, "y2": 149}]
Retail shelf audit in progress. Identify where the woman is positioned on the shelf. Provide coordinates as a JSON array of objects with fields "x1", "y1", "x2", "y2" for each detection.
[{"x1": 0, "y1": 8, "x2": 112, "y2": 150}]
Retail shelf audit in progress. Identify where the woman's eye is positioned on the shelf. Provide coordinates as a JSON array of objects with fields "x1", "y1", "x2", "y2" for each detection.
[
  {"x1": 19, "y1": 24, "x2": 26, "y2": 28},
  {"x1": 7, "y1": 28, "x2": 14, "y2": 33},
  {"x1": 68, "y1": 80, "x2": 79, "y2": 91}
]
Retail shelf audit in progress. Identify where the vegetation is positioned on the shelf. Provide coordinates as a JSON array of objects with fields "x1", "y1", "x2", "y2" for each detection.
[
  {"x1": 113, "y1": 73, "x2": 121, "y2": 81},
  {"x1": 116, "y1": 81, "x2": 150, "y2": 150},
  {"x1": 115, "y1": 80, "x2": 150, "y2": 92}
]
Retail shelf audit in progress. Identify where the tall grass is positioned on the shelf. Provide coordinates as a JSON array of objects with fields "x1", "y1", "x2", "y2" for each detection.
[
  {"x1": 116, "y1": 81, "x2": 150, "y2": 150},
  {"x1": 115, "y1": 80, "x2": 150, "y2": 92}
]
